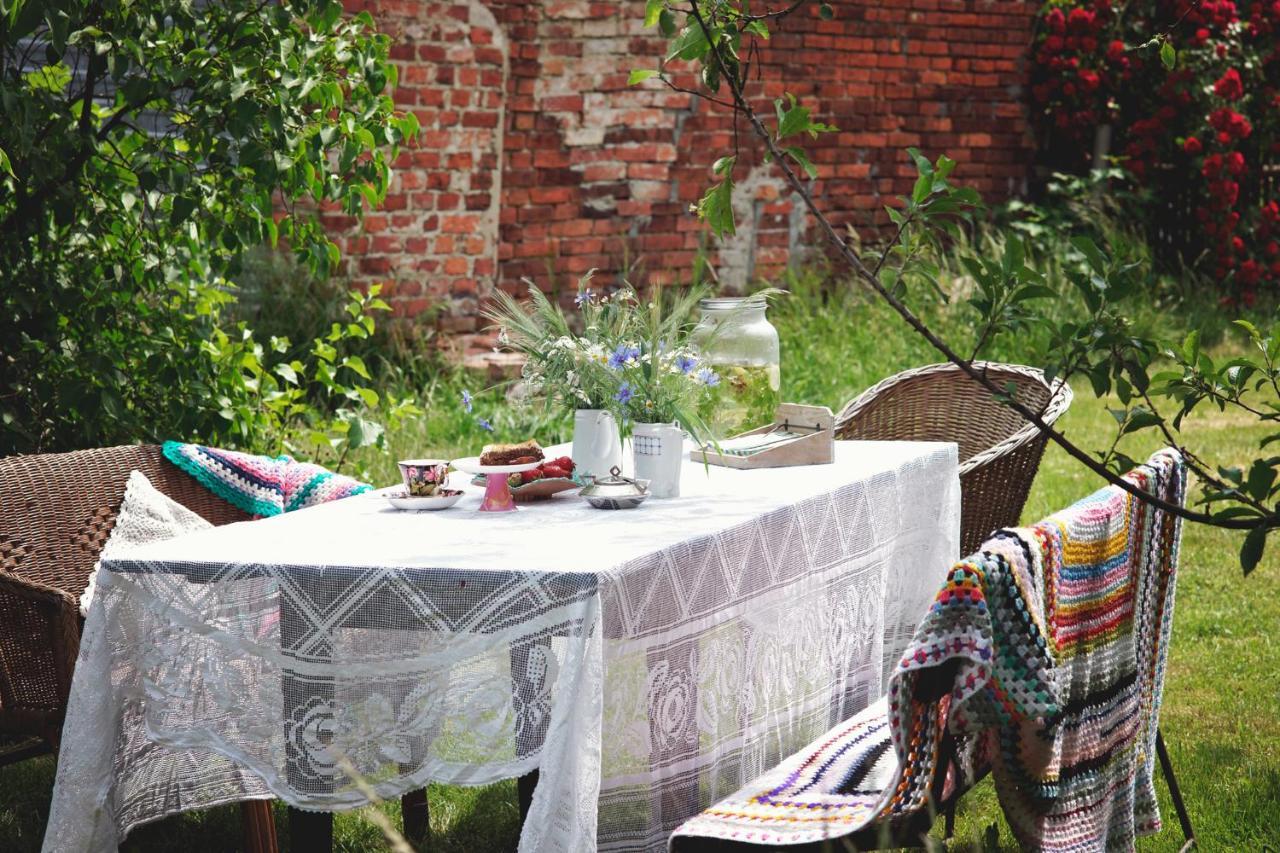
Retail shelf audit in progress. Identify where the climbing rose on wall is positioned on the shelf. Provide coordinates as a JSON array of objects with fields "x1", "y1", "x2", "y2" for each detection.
[{"x1": 1030, "y1": 0, "x2": 1280, "y2": 301}]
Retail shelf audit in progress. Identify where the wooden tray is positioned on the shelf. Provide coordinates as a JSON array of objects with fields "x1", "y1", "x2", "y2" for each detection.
[{"x1": 690, "y1": 403, "x2": 835, "y2": 469}]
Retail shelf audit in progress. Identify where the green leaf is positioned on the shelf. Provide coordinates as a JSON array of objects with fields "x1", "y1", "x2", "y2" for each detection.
[
  {"x1": 628, "y1": 69, "x2": 660, "y2": 85},
  {"x1": 644, "y1": 0, "x2": 665, "y2": 28},
  {"x1": 170, "y1": 196, "x2": 196, "y2": 225},
  {"x1": 0, "y1": 147, "x2": 12, "y2": 179},
  {"x1": 344, "y1": 415, "x2": 384, "y2": 450},
  {"x1": 1070, "y1": 235, "x2": 1108, "y2": 275},
  {"x1": 1245, "y1": 459, "x2": 1277, "y2": 503},
  {"x1": 906, "y1": 147, "x2": 933, "y2": 177},
  {"x1": 274, "y1": 363, "x2": 300, "y2": 385},
  {"x1": 1240, "y1": 525, "x2": 1268, "y2": 575},
  {"x1": 1182, "y1": 330, "x2": 1201, "y2": 366},
  {"x1": 1160, "y1": 40, "x2": 1176, "y2": 70},
  {"x1": 712, "y1": 155, "x2": 736, "y2": 176},
  {"x1": 698, "y1": 176, "x2": 736, "y2": 239},
  {"x1": 342, "y1": 354, "x2": 372, "y2": 380},
  {"x1": 784, "y1": 146, "x2": 818, "y2": 178},
  {"x1": 667, "y1": 24, "x2": 710, "y2": 62},
  {"x1": 1121, "y1": 407, "x2": 1161, "y2": 435},
  {"x1": 658, "y1": 8, "x2": 677, "y2": 36}
]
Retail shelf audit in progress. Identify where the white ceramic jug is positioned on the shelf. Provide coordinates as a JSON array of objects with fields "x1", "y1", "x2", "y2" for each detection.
[
  {"x1": 572, "y1": 409, "x2": 622, "y2": 481},
  {"x1": 631, "y1": 421, "x2": 683, "y2": 498}
]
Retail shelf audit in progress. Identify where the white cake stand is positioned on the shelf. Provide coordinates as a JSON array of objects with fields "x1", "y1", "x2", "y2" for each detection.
[{"x1": 451, "y1": 457, "x2": 542, "y2": 513}]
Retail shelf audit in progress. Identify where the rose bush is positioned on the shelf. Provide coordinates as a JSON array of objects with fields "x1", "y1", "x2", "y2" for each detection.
[{"x1": 1030, "y1": 0, "x2": 1280, "y2": 302}]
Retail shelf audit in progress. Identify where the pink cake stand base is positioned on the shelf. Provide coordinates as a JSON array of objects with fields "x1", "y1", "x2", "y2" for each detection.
[{"x1": 479, "y1": 472, "x2": 518, "y2": 513}]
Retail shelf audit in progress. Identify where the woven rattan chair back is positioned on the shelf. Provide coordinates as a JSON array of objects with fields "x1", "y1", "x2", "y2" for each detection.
[
  {"x1": 0, "y1": 444, "x2": 250, "y2": 743},
  {"x1": 835, "y1": 362, "x2": 1072, "y2": 554}
]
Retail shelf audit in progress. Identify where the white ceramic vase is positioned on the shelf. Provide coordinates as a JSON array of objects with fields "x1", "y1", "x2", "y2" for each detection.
[
  {"x1": 631, "y1": 421, "x2": 684, "y2": 498},
  {"x1": 572, "y1": 409, "x2": 622, "y2": 481}
]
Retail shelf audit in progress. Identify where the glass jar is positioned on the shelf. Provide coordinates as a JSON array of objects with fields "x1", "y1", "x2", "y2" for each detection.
[{"x1": 691, "y1": 296, "x2": 781, "y2": 439}]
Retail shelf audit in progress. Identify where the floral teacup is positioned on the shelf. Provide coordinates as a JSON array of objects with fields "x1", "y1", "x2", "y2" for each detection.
[{"x1": 398, "y1": 459, "x2": 450, "y2": 496}]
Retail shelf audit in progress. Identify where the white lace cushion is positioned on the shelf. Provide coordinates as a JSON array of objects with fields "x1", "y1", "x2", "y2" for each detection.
[{"x1": 80, "y1": 470, "x2": 212, "y2": 616}]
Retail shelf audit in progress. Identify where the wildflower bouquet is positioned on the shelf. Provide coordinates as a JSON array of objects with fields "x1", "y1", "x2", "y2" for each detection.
[
  {"x1": 484, "y1": 272, "x2": 639, "y2": 412},
  {"x1": 484, "y1": 274, "x2": 719, "y2": 444},
  {"x1": 606, "y1": 285, "x2": 719, "y2": 443}
]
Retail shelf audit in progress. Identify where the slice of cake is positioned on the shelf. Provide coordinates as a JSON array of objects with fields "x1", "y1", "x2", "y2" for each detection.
[{"x1": 480, "y1": 439, "x2": 544, "y2": 466}]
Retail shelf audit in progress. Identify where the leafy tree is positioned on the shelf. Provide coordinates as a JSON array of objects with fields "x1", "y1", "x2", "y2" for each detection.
[
  {"x1": 632, "y1": 1, "x2": 1279, "y2": 571},
  {"x1": 0, "y1": 0, "x2": 418, "y2": 455}
]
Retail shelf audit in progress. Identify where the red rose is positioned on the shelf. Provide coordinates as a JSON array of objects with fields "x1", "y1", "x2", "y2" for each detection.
[
  {"x1": 1194, "y1": 27, "x2": 1211, "y2": 43},
  {"x1": 1044, "y1": 34, "x2": 1065, "y2": 53},
  {"x1": 1266, "y1": 242, "x2": 1279, "y2": 257},
  {"x1": 1226, "y1": 150, "x2": 1247, "y2": 176},
  {"x1": 1233, "y1": 236, "x2": 1246, "y2": 253},
  {"x1": 1082, "y1": 36, "x2": 1098, "y2": 52},
  {"x1": 1079, "y1": 69, "x2": 1101, "y2": 91},
  {"x1": 1107, "y1": 39, "x2": 1126, "y2": 60},
  {"x1": 1203, "y1": 153, "x2": 1223, "y2": 176},
  {"x1": 1213, "y1": 68, "x2": 1244, "y2": 100},
  {"x1": 1240, "y1": 259, "x2": 1262, "y2": 286},
  {"x1": 1224, "y1": 181, "x2": 1240, "y2": 206},
  {"x1": 1209, "y1": 107, "x2": 1252, "y2": 140},
  {"x1": 1046, "y1": 8, "x2": 1067, "y2": 33},
  {"x1": 1068, "y1": 7, "x2": 1096, "y2": 32},
  {"x1": 1183, "y1": 136, "x2": 1203, "y2": 154}
]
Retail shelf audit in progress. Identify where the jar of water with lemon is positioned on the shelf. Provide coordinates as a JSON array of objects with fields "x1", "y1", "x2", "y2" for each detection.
[{"x1": 691, "y1": 295, "x2": 781, "y2": 439}]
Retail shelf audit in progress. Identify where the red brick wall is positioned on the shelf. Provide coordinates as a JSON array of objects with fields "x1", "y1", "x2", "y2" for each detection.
[{"x1": 331, "y1": 0, "x2": 1037, "y2": 334}]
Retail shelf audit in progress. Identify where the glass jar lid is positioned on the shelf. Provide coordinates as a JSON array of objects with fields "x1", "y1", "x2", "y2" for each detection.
[{"x1": 698, "y1": 295, "x2": 767, "y2": 311}]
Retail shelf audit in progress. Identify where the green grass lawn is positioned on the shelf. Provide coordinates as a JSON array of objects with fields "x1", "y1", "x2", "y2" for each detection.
[{"x1": 3, "y1": 276, "x2": 1278, "y2": 851}]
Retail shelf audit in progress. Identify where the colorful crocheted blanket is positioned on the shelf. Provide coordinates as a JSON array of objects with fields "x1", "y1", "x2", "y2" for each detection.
[
  {"x1": 670, "y1": 449, "x2": 1185, "y2": 851},
  {"x1": 162, "y1": 441, "x2": 372, "y2": 517}
]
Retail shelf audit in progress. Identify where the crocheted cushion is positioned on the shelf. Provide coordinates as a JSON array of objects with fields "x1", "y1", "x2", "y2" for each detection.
[
  {"x1": 670, "y1": 698, "x2": 897, "y2": 847},
  {"x1": 80, "y1": 470, "x2": 212, "y2": 616},
  {"x1": 162, "y1": 441, "x2": 372, "y2": 517}
]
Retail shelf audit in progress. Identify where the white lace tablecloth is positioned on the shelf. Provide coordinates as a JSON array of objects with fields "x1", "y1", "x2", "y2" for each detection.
[{"x1": 44, "y1": 440, "x2": 959, "y2": 853}]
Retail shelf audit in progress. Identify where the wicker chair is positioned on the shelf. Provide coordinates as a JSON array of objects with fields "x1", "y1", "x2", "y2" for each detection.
[
  {"x1": 835, "y1": 362, "x2": 1073, "y2": 554},
  {"x1": 0, "y1": 444, "x2": 278, "y2": 852}
]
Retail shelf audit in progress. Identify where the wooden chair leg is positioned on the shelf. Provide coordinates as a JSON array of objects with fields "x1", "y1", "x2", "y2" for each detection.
[
  {"x1": 240, "y1": 800, "x2": 279, "y2": 853},
  {"x1": 288, "y1": 806, "x2": 333, "y2": 852},
  {"x1": 401, "y1": 788, "x2": 429, "y2": 845}
]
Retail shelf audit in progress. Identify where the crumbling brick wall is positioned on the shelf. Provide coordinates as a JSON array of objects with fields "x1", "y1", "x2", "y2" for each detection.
[{"x1": 332, "y1": 0, "x2": 1037, "y2": 335}]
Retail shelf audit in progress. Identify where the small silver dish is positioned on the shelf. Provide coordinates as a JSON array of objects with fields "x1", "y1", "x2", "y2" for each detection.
[{"x1": 578, "y1": 466, "x2": 650, "y2": 510}]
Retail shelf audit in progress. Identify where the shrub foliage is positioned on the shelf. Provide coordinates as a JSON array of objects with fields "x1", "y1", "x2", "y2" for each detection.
[{"x1": 0, "y1": 0, "x2": 418, "y2": 455}]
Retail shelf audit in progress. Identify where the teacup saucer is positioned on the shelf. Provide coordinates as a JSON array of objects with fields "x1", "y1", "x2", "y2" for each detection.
[{"x1": 384, "y1": 488, "x2": 464, "y2": 511}]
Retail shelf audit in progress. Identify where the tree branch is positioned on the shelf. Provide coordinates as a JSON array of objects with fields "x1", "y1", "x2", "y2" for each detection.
[{"x1": 684, "y1": 0, "x2": 1268, "y2": 530}]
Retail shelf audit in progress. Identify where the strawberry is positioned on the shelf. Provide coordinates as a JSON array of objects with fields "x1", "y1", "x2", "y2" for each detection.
[
  {"x1": 521, "y1": 468, "x2": 544, "y2": 483},
  {"x1": 555, "y1": 456, "x2": 574, "y2": 470},
  {"x1": 543, "y1": 464, "x2": 567, "y2": 479}
]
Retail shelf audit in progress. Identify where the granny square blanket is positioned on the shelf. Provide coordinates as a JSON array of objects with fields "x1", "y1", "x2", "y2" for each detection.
[
  {"x1": 671, "y1": 449, "x2": 1185, "y2": 851},
  {"x1": 162, "y1": 440, "x2": 372, "y2": 517}
]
